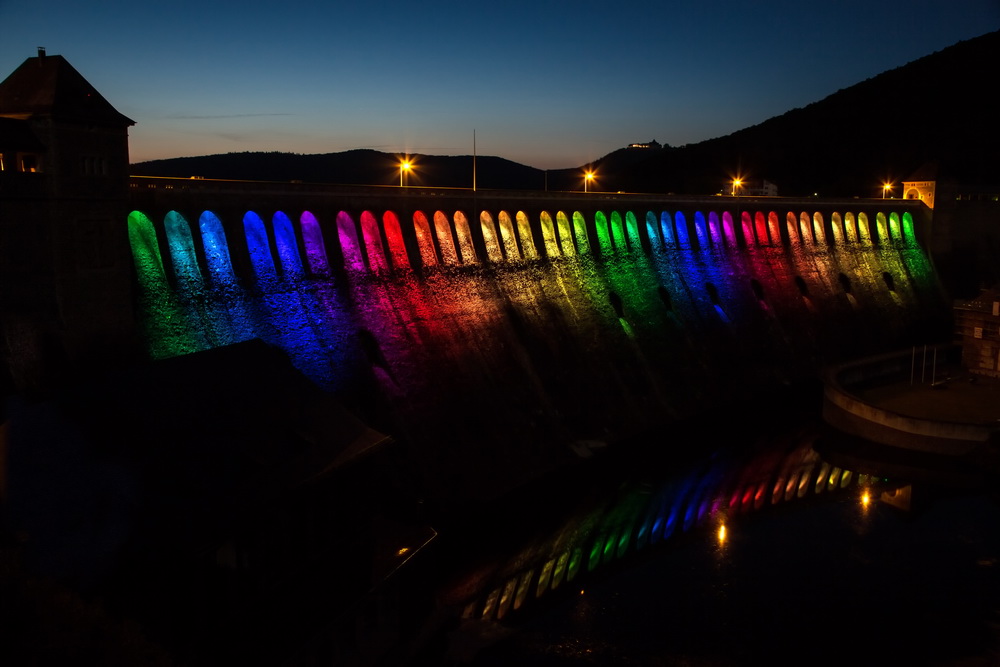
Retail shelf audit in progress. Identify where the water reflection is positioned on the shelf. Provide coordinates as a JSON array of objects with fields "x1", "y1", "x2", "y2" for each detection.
[
  {"x1": 436, "y1": 427, "x2": 999, "y2": 666},
  {"x1": 442, "y1": 426, "x2": 879, "y2": 624}
]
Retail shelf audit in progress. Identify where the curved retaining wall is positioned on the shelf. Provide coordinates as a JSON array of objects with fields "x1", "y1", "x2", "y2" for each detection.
[{"x1": 822, "y1": 347, "x2": 995, "y2": 457}]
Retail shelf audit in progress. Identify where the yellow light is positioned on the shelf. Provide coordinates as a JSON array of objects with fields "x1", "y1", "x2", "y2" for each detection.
[
  {"x1": 401, "y1": 161, "x2": 411, "y2": 172},
  {"x1": 861, "y1": 490, "x2": 871, "y2": 508},
  {"x1": 717, "y1": 523, "x2": 727, "y2": 544},
  {"x1": 396, "y1": 547, "x2": 410, "y2": 557}
]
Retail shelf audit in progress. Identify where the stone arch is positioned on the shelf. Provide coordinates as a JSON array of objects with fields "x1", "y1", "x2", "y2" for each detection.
[
  {"x1": 888, "y1": 212, "x2": 902, "y2": 244},
  {"x1": 610, "y1": 211, "x2": 627, "y2": 252},
  {"x1": 786, "y1": 212, "x2": 801, "y2": 245},
  {"x1": 694, "y1": 211, "x2": 709, "y2": 248},
  {"x1": 754, "y1": 211, "x2": 768, "y2": 245},
  {"x1": 360, "y1": 210, "x2": 388, "y2": 273},
  {"x1": 844, "y1": 212, "x2": 858, "y2": 243},
  {"x1": 741, "y1": 211, "x2": 755, "y2": 247},
  {"x1": 540, "y1": 211, "x2": 560, "y2": 257},
  {"x1": 127, "y1": 210, "x2": 167, "y2": 284},
  {"x1": 675, "y1": 211, "x2": 690, "y2": 248},
  {"x1": 572, "y1": 211, "x2": 590, "y2": 254},
  {"x1": 660, "y1": 211, "x2": 675, "y2": 247},
  {"x1": 246, "y1": 211, "x2": 278, "y2": 279},
  {"x1": 199, "y1": 210, "x2": 237, "y2": 285},
  {"x1": 433, "y1": 210, "x2": 459, "y2": 265},
  {"x1": 902, "y1": 211, "x2": 916, "y2": 245},
  {"x1": 857, "y1": 213, "x2": 872, "y2": 245},
  {"x1": 412, "y1": 211, "x2": 438, "y2": 267},
  {"x1": 874, "y1": 212, "x2": 890, "y2": 245},
  {"x1": 707, "y1": 211, "x2": 722, "y2": 246},
  {"x1": 645, "y1": 211, "x2": 661, "y2": 251},
  {"x1": 498, "y1": 211, "x2": 520, "y2": 261},
  {"x1": 454, "y1": 210, "x2": 478, "y2": 264},
  {"x1": 767, "y1": 212, "x2": 781, "y2": 246},
  {"x1": 594, "y1": 211, "x2": 613, "y2": 255},
  {"x1": 798, "y1": 212, "x2": 813, "y2": 245},
  {"x1": 625, "y1": 211, "x2": 641, "y2": 251},
  {"x1": 479, "y1": 211, "x2": 504, "y2": 263},
  {"x1": 812, "y1": 212, "x2": 826, "y2": 245},
  {"x1": 383, "y1": 210, "x2": 410, "y2": 270},
  {"x1": 516, "y1": 211, "x2": 538, "y2": 259},
  {"x1": 272, "y1": 211, "x2": 304, "y2": 279},
  {"x1": 300, "y1": 211, "x2": 331, "y2": 275},
  {"x1": 165, "y1": 210, "x2": 203, "y2": 290},
  {"x1": 722, "y1": 211, "x2": 737, "y2": 248},
  {"x1": 829, "y1": 212, "x2": 844, "y2": 245},
  {"x1": 335, "y1": 211, "x2": 364, "y2": 272},
  {"x1": 556, "y1": 211, "x2": 575, "y2": 256}
]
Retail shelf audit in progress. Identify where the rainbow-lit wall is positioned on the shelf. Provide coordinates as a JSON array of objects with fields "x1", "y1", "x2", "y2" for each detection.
[{"x1": 127, "y1": 195, "x2": 946, "y2": 498}]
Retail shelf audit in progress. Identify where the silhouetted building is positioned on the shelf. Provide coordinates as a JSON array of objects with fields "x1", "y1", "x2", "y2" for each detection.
[
  {"x1": 0, "y1": 49, "x2": 137, "y2": 394},
  {"x1": 725, "y1": 179, "x2": 778, "y2": 196},
  {"x1": 627, "y1": 139, "x2": 662, "y2": 150}
]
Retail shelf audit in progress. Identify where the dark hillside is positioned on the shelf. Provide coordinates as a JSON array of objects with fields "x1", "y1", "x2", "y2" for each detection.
[
  {"x1": 132, "y1": 149, "x2": 545, "y2": 190},
  {"x1": 133, "y1": 30, "x2": 999, "y2": 196}
]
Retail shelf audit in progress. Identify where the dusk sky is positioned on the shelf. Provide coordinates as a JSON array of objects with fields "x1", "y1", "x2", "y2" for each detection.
[{"x1": 2, "y1": 1, "x2": 997, "y2": 169}]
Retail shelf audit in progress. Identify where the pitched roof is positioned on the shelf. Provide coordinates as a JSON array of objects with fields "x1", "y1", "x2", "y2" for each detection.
[{"x1": 0, "y1": 52, "x2": 135, "y2": 127}]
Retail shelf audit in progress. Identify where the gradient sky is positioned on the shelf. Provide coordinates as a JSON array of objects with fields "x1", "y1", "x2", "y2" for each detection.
[{"x1": 2, "y1": 0, "x2": 997, "y2": 169}]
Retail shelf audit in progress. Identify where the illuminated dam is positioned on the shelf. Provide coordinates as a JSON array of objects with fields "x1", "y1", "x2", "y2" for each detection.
[{"x1": 126, "y1": 177, "x2": 948, "y2": 505}]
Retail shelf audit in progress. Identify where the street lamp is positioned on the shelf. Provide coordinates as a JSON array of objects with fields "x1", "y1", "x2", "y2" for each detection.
[
  {"x1": 584, "y1": 170, "x2": 595, "y2": 193},
  {"x1": 882, "y1": 182, "x2": 893, "y2": 199},
  {"x1": 732, "y1": 178, "x2": 742, "y2": 196},
  {"x1": 400, "y1": 160, "x2": 411, "y2": 187}
]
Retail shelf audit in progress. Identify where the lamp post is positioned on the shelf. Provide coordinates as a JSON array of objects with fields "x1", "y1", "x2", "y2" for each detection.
[
  {"x1": 584, "y1": 170, "x2": 594, "y2": 193},
  {"x1": 400, "y1": 160, "x2": 411, "y2": 187},
  {"x1": 883, "y1": 182, "x2": 892, "y2": 199},
  {"x1": 732, "y1": 178, "x2": 742, "y2": 196}
]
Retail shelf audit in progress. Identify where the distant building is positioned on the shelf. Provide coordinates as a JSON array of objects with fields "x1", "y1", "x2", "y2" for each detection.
[
  {"x1": 903, "y1": 162, "x2": 937, "y2": 209},
  {"x1": 627, "y1": 139, "x2": 662, "y2": 150},
  {"x1": 725, "y1": 179, "x2": 778, "y2": 197}
]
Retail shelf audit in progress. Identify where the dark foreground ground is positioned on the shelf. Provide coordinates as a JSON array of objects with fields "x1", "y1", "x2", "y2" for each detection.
[{"x1": 431, "y1": 482, "x2": 1000, "y2": 667}]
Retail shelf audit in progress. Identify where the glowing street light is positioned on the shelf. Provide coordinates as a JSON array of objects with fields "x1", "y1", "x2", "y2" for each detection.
[
  {"x1": 400, "y1": 159, "x2": 412, "y2": 187},
  {"x1": 584, "y1": 170, "x2": 595, "y2": 193},
  {"x1": 882, "y1": 182, "x2": 893, "y2": 199},
  {"x1": 732, "y1": 178, "x2": 743, "y2": 196}
]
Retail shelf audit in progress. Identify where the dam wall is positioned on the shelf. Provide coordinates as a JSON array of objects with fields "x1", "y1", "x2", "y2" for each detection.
[{"x1": 125, "y1": 183, "x2": 949, "y2": 501}]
